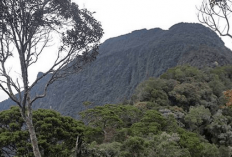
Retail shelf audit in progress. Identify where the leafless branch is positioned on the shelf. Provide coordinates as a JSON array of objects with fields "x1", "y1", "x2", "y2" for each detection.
[{"x1": 197, "y1": 0, "x2": 232, "y2": 39}]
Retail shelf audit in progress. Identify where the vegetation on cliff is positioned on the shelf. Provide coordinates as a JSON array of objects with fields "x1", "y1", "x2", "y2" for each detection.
[{"x1": 1, "y1": 65, "x2": 232, "y2": 156}]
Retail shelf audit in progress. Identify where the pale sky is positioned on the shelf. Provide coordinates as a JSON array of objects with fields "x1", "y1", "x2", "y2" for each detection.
[
  {"x1": 0, "y1": 0, "x2": 231, "y2": 101},
  {"x1": 75, "y1": 0, "x2": 232, "y2": 48}
]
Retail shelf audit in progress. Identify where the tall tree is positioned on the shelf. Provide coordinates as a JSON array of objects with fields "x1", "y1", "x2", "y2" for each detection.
[
  {"x1": 0, "y1": 0, "x2": 103, "y2": 156},
  {"x1": 198, "y1": 0, "x2": 232, "y2": 39}
]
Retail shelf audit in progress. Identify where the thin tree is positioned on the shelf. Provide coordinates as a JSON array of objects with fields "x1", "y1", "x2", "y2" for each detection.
[
  {"x1": 198, "y1": 0, "x2": 232, "y2": 39},
  {"x1": 0, "y1": 0, "x2": 103, "y2": 157}
]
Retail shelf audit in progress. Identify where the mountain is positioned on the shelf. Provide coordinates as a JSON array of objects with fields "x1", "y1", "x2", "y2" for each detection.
[{"x1": 1, "y1": 22, "x2": 232, "y2": 118}]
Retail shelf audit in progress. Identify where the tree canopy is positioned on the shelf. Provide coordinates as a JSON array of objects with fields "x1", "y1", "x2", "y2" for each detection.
[
  {"x1": 2, "y1": 65, "x2": 232, "y2": 156},
  {"x1": 0, "y1": 107, "x2": 85, "y2": 157}
]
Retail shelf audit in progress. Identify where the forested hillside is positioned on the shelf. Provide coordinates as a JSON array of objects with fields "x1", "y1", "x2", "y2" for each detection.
[
  {"x1": 1, "y1": 65, "x2": 232, "y2": 156},
  {"x1": 1, "y1": 23, "x2": 232, "y2": 119},
  {"x1": 79, "y1": 65, "x2": 232, "y2": 156}
]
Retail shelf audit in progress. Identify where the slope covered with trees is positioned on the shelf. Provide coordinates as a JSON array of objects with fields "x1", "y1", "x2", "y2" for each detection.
[
  {"x1": 78, "y1": 65, "x2": 232, "y2": 157},
  {"x1": 1, "y1": 65, "x2": 232, "y2": 156}
]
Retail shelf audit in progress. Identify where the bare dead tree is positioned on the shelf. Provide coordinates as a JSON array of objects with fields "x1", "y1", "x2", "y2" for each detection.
[
  {"x1": 0, "y1": 0, "x2": 103, "y2": 157},
  {"x1": 198, "y1": 0, "x2": 232, "y2": 39}
]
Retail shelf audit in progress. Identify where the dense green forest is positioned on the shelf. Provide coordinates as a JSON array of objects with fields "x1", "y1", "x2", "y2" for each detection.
[{"x1": 1, "y1": 65, "x2": 232, "y2": 156}]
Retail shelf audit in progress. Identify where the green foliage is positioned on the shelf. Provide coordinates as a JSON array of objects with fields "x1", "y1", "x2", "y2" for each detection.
[
  {"x1": 0, "y1": 106, "x2": 31, "y2": 156},
  {"x1": 80, "y1": 64, "x2": 232, "y2": 156},
  {"x1": 207, "y1": 110, "x2": 232, "y2": 145},
  {"x1": 218, "y1": 146, "x2": 232, "y2": 157},
  {"x1": 80, "y1": 104, "x2": 142, "y2": 142},
  {"x1": 130, "y1": 109, "x2": 166, "y2": 135},
  {"x1": 117, "y1": 105, "x2": 142, "y2": 127},
  {"x1": 169, "y1": 82, "x2": 215, "y2": 110},
  {"x1": 184, "y1": 105, "x2": 211, "y2": 133},
  {"x1": 83, "y1": 127, "x2": 104, "y2": 144},
  {"x1": 151, "y1": 132, "x2": 191, "y2": 157},
  {"x1": 0, "y1": 107, "x2": 85, "y2": 157},
  {"x1": 160, "y1": 65, "x2": 204, "y2": 83},
  {"x1": 211, "y1": 66, "x2": 232, "y2": 88},
  {"x1": 201, "y1": 143, "x2": 220, "y2": 157},
  {"x1": 81, "y1": 65, "x2": 232, "y2": 157},
  {"x1": 3, "y1": 65, "x2": 232, "y2": 156},
  {"x1": 82, "y1": 141, "x2": 122, "y2": 157},
  {"x1": 134, "y1": 78, "x2": 177, "y2": 105},
  {"x1": 178, "y1": 128, "x2": 204, "y2": 157},
  {"x1": 208, "y1": 78, "x2": 225, "y2": 97},
  {"x1": 133, "y1": 65, "x2": 231, "y2": 113},
  {"x1": 120, "y1": 136, "x2": 148, "y2": 157},
  {"x1": 83, "y1": 101, "x2": 92, "y2": 110},
  {"x1": 33, "y1": 109, "x2": 85, "y2": 156},
  {"x1": 80, "y1": 104, "x2": 124, "y2": 130},
  {"x1": 164, "y1": 114, "x2": 181, "y2": 133},
  {"x1": 135, "y1": 65, "x2": 232, "y2": 155}
]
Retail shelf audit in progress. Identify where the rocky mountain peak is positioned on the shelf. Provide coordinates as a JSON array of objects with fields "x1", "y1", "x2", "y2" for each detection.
[{"x1": 0, "y1": 23, "x2": 231, "y2": 118}]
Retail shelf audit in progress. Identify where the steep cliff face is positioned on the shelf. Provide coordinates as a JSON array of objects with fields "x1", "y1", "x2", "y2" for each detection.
[{"x1": 1, "y1": 23, "x2": 232, "y2": 118}]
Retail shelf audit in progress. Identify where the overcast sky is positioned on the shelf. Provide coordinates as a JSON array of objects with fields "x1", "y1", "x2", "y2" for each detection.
[
  {"x1": 0, "y1": 0, "x2": 231, "y2": 101},
  {"x1": 75, "y1": 0, "x2": 232, "y2": 48}
]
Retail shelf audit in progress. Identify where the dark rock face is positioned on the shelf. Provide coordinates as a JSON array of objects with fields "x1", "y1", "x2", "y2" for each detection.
[{"x1": 1, "y1": 22, "x2": 232, "y2": 118}]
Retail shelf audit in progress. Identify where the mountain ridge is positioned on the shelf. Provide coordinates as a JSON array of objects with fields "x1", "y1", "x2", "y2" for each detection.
[{"x1": 0, "y1": 22, "x2": 232, "y2": 118}]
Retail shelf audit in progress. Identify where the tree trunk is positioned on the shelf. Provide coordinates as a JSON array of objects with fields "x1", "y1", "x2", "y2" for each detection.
[
  {"x1": 103, "y1": 128, "x2": 115, "y2": 143},
  {"x1": 25, "y1": 116, "x2": 42, "y2": 157},
  {"x1": 75, "y1": 135, "x2": 82, "y2": 157}
]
